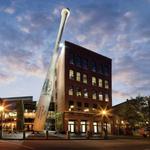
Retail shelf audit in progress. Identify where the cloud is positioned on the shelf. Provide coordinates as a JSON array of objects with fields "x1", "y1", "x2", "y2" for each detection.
[
  {"x1": 0, "y1": 72, "x2": 16, "y2": 84},
  {"x1": 0, "y1": 0, "x2": 150, "y2": 104},
  {"x1": 20, "y1": 27, "x2": 30, "y2": 33},
  {"x1": 3, "y1": 7, "x2": 15, "y2": 14}
]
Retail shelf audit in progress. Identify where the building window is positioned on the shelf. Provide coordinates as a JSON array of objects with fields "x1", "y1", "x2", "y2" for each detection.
[
  {"x1": 98, "y1": 92, "x2": 103, "y2": 101},
  {"x1": 83, "y1": 89, "x2": 88, "y2": 98},
  {"x1": 98, "y1": 64, "x2": 103, "y2": 74},
  {"x1": 68, "y1": 121, "x2": 75, "y2": 133},
  {"x1": 93, "y1": 104, "x2": 97, "y2": 111},
  {"x1": 84, "y1": 103, "x2": 89, "y2": 108},
  {"x1": 92, "y1": 91, "x2": 97, "y2": 100},
  {"x1": 75, "y1": 55, "x2": 81, "y2": 67},
  {"x1": 77, "y1": 102, "x2": 82, "y2": 111},
  {"x1": 83, "y1": 74, "x2": 87, "y2": 84},
  {"x1": 69, "y1": 101, "x2": 74, "y2": 106},
  {"x1": 82, "y1": 58, "x2": 88, "y2": 69},
  {"x1": 105, "y1": 94, "x2": 109, "y2": 102},
  {"x1": 76, "y1": 72, "x2": 81, "y2": 82},
  {"x1": 84, "y1": 103, "x2": 89, "y2": 112},
  {"x1": 68, "y1": 101, "x2": 74, "y2": 111},
  {"x1": 76, "y1": 88, "x2": 82, "y2": 97},
  {"x1": 92, "y1": 76, "x2": 97, "y2": 86},
  {"x1": 80, "y1": 121, "x2": 87, "y2": 133},
  {"x1": 69, "y1": 69, "x2": 74, "y2": 80},
  {"x1": 69, "y1": 54, "x2": 74, "y2": 65},
  {"x1": 91, "y1": 61, "x2": 97, "y2": 72},
  {"x1": 98, "y1": 78, "x2": 102, "y2": 87},
  {"x1": 104, "y1": 65, "x2": 109, "y2": 76},
  {"x1": 104, "y1": 80, "x2": 109, "y2": 89},
  {"x1": 68, "y1": 87, "x2": 73, "y2": 95},
  {"x1": 93, "y1": 122, "x2": 98, "y2": 133}
]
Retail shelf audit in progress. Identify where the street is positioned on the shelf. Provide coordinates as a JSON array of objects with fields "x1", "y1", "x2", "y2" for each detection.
[{"x1": 0, "y1": 139, "x2": 149, "y2": 150}]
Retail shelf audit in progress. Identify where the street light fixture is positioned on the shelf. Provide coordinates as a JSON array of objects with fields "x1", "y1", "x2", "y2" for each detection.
[
  {"x1": 0, "y1": 105, "x2": 4, "y2": 139},
  {"x1": 99, "y1": 107, "x2": 111, "y2": 140},
  {"x1": 0, "y1": 106, "x2": 4, "y2": 112}
]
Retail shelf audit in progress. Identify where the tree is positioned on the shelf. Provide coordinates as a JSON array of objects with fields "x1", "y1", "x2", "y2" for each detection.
[{"x1": 114, "y1": 96, "x2": 150, "y2": 129}]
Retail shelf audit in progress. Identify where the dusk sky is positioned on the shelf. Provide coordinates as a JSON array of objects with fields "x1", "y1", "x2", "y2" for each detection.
[{"x1": 0, "y1": 0, "x2": 150, "y2": 105}]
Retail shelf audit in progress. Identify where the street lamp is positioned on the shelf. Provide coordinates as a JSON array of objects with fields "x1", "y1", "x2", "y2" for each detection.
[
  {"x1": 99, "y1": 108, "x2": 111, "y2": 140},
  {"x1": 0, "y1": 105, "x2": 4, "y2": 139}
]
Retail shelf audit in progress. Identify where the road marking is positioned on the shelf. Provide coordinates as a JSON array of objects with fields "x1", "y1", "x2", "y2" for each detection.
[{"x1": 0, "y1": 140, "x2": 34, "y2": 150}]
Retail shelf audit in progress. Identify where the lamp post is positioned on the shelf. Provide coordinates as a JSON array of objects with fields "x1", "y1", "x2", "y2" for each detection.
[
  {"x1": 0, "y1": 106, "x2": 4, "y2": 139},
  {"x1": 100, "y1": 109, "x2": 109, "y2": 140}
]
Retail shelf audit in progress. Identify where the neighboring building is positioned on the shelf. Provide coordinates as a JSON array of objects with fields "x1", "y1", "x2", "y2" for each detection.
[
  {"x1": 0, "y1": 96, "x2": 36, "y2": 132},
  {"x1": 0, "y1": 96, "x2": 55, "y2": 132},
  {"x1": 56, "y1": 41, "x2": 112, "y2": 134}
]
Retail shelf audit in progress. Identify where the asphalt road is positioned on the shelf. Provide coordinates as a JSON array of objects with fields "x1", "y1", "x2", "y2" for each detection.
[{"x1": 0, "y1": 139, "x2": 150, "y2": 150}]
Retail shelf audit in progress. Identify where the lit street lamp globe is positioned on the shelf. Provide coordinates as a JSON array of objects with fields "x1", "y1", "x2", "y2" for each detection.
[{"x1": 0, "y1": 106, "x2": 4, "y2": 112}]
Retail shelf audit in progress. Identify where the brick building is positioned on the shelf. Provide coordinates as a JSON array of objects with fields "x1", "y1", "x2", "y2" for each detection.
[{"x1": 56, "y1": 41, "x2": 112, "y2": 134}]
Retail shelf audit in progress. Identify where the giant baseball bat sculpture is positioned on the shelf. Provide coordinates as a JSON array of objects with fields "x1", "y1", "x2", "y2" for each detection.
[{"x1": 33, "y1": 8, "x2": 70, "y2": 131}]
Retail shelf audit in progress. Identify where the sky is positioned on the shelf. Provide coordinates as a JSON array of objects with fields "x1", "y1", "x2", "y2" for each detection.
[{"x1": 0, "y1": 0, "x2": 150, "y2": 105}]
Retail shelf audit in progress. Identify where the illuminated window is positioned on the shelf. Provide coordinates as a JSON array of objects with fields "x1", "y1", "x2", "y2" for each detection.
[
  {"x1": 76, "y1": 72, "x2": 81, "y2": 81},
  {"x1": 25, "y1": 109, "x2": 28, "y2": 113},
  {"x1": 83, "y1": 89, "x2": 88, "y2": 98},
  {"x1": 98, "y1": 78, "x2": 102, "y2": 87},
  {"x1": 92, "y1": 76, "x2": 97, "y2": 86},
  {"x1": 80, "y1": 121, "x2": 87, "y2": 132},
  {"x1": 83, "y1": 74, "x2": 87, "y2": 84},
  {"x1": 105, "y1": 94, "x2": 109, "y2": 102},
  {"x1": 98, "y1": 92, "x2": 103, "y2": 101},
  {"x1": 69, "y1": 70, "x2": 74, "y2": 80},
  {"x1": 68, "y1": 87, "x2": 73, "y2": 95},
  {"x1": 104, "y1": 80, "x2": 109, "y2": 89},
  {"x1": 84, "y1": 103, "x2": 89, "y2": 112},
  {"x1": 92, "y1": 91, "x2": 97, "y2": 99},
  {"x1": 76, "y1": 88, "x2": 82, "y2": 96},
  {"x1": 68, "y1": 121, "x2": 75, "y2": 132},
  {"x1": 93, "y1": 122, "x2": 98, "y2": 133}
]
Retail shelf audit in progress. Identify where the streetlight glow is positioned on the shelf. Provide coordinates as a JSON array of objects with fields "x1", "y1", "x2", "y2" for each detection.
[
  {"x1": 0, "y1": 106, "x2": 4, "y2": 112},
  {"x1": 101, "y1": 110, "x2": 107, "y2": 116}
]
